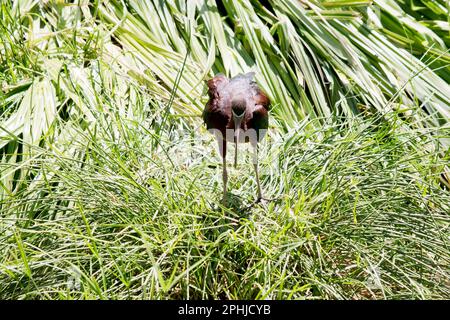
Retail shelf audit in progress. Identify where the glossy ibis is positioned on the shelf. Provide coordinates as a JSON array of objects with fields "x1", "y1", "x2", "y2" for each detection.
[{"x1": 203, "y1": 72, "x2": 270, "y2": 205}]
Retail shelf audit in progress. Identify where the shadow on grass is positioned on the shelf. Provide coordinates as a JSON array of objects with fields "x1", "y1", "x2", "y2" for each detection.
[{"x1": 202, "y1": 192, "x2": 284, "y2": 237}]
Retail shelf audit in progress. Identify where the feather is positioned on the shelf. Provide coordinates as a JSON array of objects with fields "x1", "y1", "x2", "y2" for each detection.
[{"x1": 203, "y1": 73, "x2": 270, "y2": 141}]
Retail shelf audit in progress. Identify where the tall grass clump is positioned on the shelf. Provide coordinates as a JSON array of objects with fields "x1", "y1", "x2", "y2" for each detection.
[{"x1": 0, "y1": 0, "x2": 449, "y2": 299}]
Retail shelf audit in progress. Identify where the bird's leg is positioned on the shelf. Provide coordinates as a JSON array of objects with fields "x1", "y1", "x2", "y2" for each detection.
[
  {"x1": 222, "y1": 152, "x2": 228, "y2": 205},
  {"x1": 252, "y1": 143, "x2": 262, "y2": 201},
  {"x1": 217, "y1": 134, "x2": 228, "y2": 205}
]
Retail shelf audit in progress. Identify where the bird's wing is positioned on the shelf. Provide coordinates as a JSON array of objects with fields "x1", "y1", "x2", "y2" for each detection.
[
  {"x1": 203, "y1": 74, "x2": 230, "y2": 131},
  {"x1": 206, "y1": 74, "x2": 229, "y2": 98},
  {"x1": 250, "y1": 82, "x2": 270, "y2": 111}
]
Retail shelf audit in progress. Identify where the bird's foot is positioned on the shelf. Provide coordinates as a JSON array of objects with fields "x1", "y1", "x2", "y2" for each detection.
[
  {"x1": 256, "y1": 195, "x2": 282, "y2": 204},
  {"x1": 243, "y1": 196, "x2": 267, "y2": 210}
]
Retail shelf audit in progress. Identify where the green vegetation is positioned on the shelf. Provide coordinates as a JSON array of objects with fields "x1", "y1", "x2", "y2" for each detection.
[{"x1": 0, "y1": 0, "x2": 449, "y2": 299}]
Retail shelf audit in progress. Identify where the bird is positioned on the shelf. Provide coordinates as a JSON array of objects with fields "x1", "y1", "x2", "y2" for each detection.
[{"x1": 202, "y1": 72, "x2": 270, "y2": 205}]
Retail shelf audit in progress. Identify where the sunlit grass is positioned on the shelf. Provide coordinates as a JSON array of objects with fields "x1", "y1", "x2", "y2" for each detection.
[
  {"x1": 0, "y1": 0, "x2": 449, "y2": 299},
  {"x1": 1, "y1": 108, "x2": 448, "y2": 299}
]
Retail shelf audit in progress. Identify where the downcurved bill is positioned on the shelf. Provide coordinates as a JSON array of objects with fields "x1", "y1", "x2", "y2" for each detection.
[{"x1": 232, "y1": 111, "x2": 244, "y2": 168}]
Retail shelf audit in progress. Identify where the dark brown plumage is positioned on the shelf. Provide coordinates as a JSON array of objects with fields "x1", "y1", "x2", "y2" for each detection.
[{"x1": 203, "y1": 72, "x2": 270, "y2": 204}]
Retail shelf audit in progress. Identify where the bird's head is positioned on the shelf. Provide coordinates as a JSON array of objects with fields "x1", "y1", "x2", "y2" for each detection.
[{"x1": 231, "y1": 97, "x2": 246, "y2": 119}]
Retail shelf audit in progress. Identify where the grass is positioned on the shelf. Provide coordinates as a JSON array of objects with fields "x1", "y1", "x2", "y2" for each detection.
[
  {"x1": 1, "y1": 110, "x2": 448, "y2": 299},
  {"x1": 0, "y1": 0, "x2": 449, "y2": 299}
]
